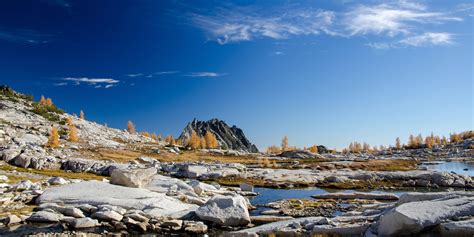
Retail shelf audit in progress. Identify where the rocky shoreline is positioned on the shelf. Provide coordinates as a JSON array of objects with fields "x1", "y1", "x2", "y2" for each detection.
[{"x1": 1, "y1": 159, "x2": 473, "y2": 236}]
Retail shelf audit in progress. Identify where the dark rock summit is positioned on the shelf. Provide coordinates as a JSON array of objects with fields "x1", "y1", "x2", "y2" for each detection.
[{"x1": 179, "y1": 118, "x2": 259, "y2": 153}]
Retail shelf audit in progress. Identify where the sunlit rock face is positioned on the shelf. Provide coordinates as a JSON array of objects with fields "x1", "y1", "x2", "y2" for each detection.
[{"x1": 179, "y1": 118, "x2": 258, "y2": 153}]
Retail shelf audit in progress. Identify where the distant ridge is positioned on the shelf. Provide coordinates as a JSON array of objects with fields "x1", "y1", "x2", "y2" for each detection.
[{"x1": 179, "y1": 118, "x2": 259, "y2": 153}]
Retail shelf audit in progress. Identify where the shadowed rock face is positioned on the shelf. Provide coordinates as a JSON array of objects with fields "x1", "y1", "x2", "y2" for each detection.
[{"x1": 179, "y1": 118, "x2": 258, "y2": 153}]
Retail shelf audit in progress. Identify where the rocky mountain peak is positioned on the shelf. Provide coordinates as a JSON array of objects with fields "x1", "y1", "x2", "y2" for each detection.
[{"x1": 179, "y1": 118, "x2": 258, "y2": 153}]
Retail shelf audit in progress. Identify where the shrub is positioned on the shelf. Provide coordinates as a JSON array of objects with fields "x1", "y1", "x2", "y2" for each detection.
[
  {"x1": 0, "y1": 86, "x2": 33, "y2": 102},
  {"x1": 30, "y1": 102, "x2": 64, "y2": 122}
]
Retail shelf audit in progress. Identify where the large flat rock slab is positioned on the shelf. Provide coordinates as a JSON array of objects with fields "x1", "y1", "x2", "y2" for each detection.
[
  {"x1": 226, "y1": 217, "x2": 328, "y2": 236},
  {"x1": 36, "y1": 180, "x2": 197, "y2": 218},
  {"x1": 378, "y1": 196, "x2": 474, "y2": 236},
  {"x1": 398, "y1": 191, "x2": 474, "y2": 204}
]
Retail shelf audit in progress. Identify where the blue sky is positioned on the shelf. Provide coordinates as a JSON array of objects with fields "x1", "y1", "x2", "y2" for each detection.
[{"x1": 0, "y1": 0, "x2": 472, "y2": 150}]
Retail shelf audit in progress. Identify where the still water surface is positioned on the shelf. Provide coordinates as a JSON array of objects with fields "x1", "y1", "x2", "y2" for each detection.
[{"x1": 420, "y1": 161, "x2": 474, "y2": 176}]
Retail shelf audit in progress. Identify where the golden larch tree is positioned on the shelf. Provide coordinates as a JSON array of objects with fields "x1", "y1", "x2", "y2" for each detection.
[
  {"x1": 308, "y1": 145, "x2": 318, "y2": 153},
  {"x1": 408, "y1": 134, "x2": 416, "y2": 148},
  {"x1": 416, "y1": 134, "x2": 423, "y2": 147},
  {"x1": 165, "y1": 135, "x2": 175, "y2": 145},
  {"x1": 450, "y1": 133, "x2": 462, "y2": 143},
  {"x1": 127, "y1": 120, "x2": 136, "y2": 134},
  {"x1": 200, "y1": 137, "x2": 206, "y2": 149},
  {"x1": 46, "y1": 127, "x2": 60, "y2": 148},
  {"x1": 395, "y1": 137, "x2": 401, "y2": 149},
  {"x1": 66, "y1": 116, "x2": 74, "y2": 126},
  {"x1": 204, "y1": 131, "x2": 219, "y2": 149},
  {"x1": 45, "y1": 98, "x2": 53, "y2": 107},
  {"x1": 281, "y1": 135, "x2": 289, "y2": 151},
  {"x1": 68, "y1": 118, "x2": 79, "y2": 142},
  {"x1": 441, "y1": 136, "x2": 448, "y2": 145},
  {"x1": 188, "y1": 129, "x2": 201, "y2": 149},
  {"x1": 266, "y1": 145, "x2": 281, "y2": 154},
  {"x1": 425, "y1": 136, "x2": 434, "y2": 149},
  {"x1": 362, "y1": 142, "x2": 370, "y2": 152},
  {"x1": 40, "y1": 95, "x2": 46, "y2": 105}
]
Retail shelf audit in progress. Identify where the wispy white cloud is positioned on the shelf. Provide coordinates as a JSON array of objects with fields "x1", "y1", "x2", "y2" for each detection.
[
  {"x1": 186, "y1": 72, "x2": 227, "y2": 77},
  {"x1": 154, "y1": 71, "x2": 180, "y2": 75},
  {"x1": 399, "y1": 32, "x2": 453, "y2": 46},
  {"x1": 53, "y1": 82, "x2": 68, "y2": 86},
  {"x1": 367, "y1": 32, "x2": 453, "y2": 49},
  {"x1": 126, "y1": 71, "x2": 180, "y2": 78},
  {"x1": 344, "y1": 3, "x2": 461, "y2": 37},
  {"x1": 192, "y1": 7, "x2": 335, "y2": 44},
  {"x1": 61, "y1": 77, "x2": 119, "y2": 88},
  {"x1": 126, "y1": 73, "x2": 143, "y2": 77},
  {"x1": 455, "y1": 3, "x2": 474, "y2": 13},
  {"x1": 189, "y1": 1, "x2": 465, "y2": 49},
  {"x1": 274, "y1": 51, "x2": 284, "y2": 55}
]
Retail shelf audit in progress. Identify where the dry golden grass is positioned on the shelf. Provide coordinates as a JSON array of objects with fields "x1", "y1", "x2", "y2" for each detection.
[
  {"x1": 350, "y1": 159, "x2": 418, "y2": 171},
  {"x1": 3, "y1": 174, "x2": 41, "y2": 184},
  {"x1": 0, "y1": 204, "x2": 37, "y2": 218},
  {"x1": 317, "y1": 179, "x2": 404, "y2": 189},
  {"x1": 95, "y1": 149, "x2": 141, "y2": 162},
  {"x1": 311, "y1": 159, "x2": 417, "y2": 172}
]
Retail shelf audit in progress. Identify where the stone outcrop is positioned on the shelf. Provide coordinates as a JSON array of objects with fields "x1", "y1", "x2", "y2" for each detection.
[
  {"x1": 195, "y1": 195, "x2": 251, "y2": 226},
  {"x1": 378, "y1": 196, "x2": 474, "y2": 236},
  {"x1": 279, "y1": 150, "x2": 317, "y2": 159},
  {"x1": 438, "y1": 219, "x2": 474, "y2": 237},
  {"x1": 36, "y1": 180, "x2": 198, "y2": 218},
  {"x1": 179, "y1": 118, "x2": 258, "y2": 152},
  {"x1": 110, "y1": 167, "x2": 157, "y2": 188}
]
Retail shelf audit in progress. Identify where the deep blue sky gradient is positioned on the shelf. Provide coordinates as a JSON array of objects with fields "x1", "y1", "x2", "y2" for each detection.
[{"x1": 0, "y1": 0, "x2": 472, "y2": 150}]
